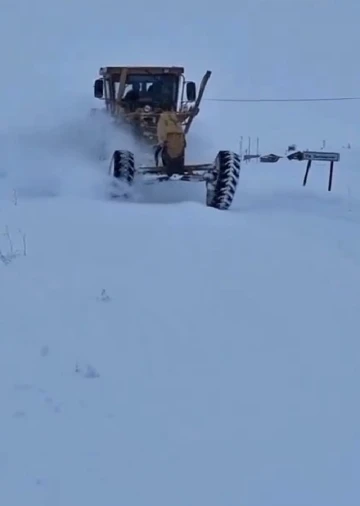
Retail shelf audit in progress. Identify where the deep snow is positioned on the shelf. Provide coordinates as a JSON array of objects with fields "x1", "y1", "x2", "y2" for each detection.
[{"x1": 1, "y1": 0, "x2": 360, "y2": 505}]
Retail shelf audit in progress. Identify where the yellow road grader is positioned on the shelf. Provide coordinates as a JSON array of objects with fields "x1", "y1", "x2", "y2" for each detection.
[{"x1": 93, "y1": 65, "x2": 241, "y2": 209}]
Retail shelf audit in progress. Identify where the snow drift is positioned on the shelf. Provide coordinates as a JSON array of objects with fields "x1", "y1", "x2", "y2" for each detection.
[{"x1": 1, "y1": 0, "x2": 360, "y2": 505}]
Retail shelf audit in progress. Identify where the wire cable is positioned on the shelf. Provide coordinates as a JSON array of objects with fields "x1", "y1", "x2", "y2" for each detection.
[{"x1": 204, "y1": 96, "x2": 360, "y2": 103}]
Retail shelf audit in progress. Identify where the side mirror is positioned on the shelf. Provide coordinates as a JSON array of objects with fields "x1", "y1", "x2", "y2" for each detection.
[
  {"x1": 186, "y1": 81, "x2": 196, "y2": 102},
  {"x1": 94, "y1": 79, "x2": 104, "y2": 99}
]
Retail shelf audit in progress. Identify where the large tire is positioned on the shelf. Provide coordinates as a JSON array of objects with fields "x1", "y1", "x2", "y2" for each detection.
[
  {"x1": 109, "y1": 150, "x2": 135, "y2": 185},
  {"x1": 206, "y1": 150, "x2": 241, "y2": 210}
]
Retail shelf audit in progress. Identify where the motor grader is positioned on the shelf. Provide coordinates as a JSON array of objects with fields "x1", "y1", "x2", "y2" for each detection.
[{"x1": 92, "y1": 65, "x2": 241, "y2": 209}]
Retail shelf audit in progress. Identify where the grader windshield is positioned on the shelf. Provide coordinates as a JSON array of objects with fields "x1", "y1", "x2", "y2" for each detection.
[{"x1": 121, "y1": 73, "x2": 179, "y2": 108}]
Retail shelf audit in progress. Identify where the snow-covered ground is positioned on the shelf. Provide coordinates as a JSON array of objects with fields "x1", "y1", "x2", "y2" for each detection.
[{"x1": 1, "y1": 0, "x2": 360, "y2": 505}]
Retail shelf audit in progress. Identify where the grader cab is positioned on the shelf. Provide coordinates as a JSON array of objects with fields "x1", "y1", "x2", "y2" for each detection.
[
  {"x1": 93, "y1": 66, "x2": 210, "y2": 142},
  {"x1": 92, "y1": 65, "x2": 241, "y2": 210}
]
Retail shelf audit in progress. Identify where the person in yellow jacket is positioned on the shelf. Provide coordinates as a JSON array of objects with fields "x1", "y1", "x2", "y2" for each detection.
[
  {"x1": 155, "y1": 102, "x2": 187, "y2": 171},
  {"x1": 157, "y1": 109, "x2": 184, "y2": 145}
]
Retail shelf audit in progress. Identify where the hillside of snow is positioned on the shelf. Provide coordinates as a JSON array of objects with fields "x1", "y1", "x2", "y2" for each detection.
[{"x1": 1, "y1": 0, "x2": 360, "y2": 505}]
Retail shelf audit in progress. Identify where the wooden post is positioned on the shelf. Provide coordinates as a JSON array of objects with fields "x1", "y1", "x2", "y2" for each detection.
[
  {"x1": 303, "y1": 160, "x2": 312, "y2": 186},
  {"x1": 328, "y1": 161, "x2": 334, "y2": 191}
]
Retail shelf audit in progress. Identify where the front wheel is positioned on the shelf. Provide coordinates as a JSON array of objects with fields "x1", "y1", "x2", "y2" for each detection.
[
  {"x1": 206, "y1": 150, "x2": 241, "y2": 210},
  {"x1": 109, "y1": 150, "x2": 136, "y2": 185}
]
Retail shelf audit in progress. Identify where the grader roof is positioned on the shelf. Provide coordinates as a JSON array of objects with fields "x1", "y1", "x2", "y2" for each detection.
[{"x1": 99, "y1": 66, "x2": 185, "y2": 80}]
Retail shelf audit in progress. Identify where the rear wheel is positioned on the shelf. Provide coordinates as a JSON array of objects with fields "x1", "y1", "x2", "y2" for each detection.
[{"x1": 206, "y1": 150, "x2": 241, "y2": 210}]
